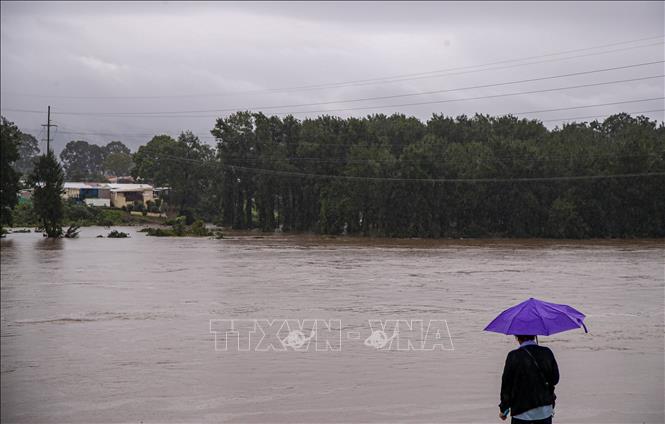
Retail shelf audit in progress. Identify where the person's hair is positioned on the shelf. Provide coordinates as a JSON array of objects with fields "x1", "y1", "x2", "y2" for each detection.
[{"x1": 515, "y1": 335, "x2": 536, "y2": 343}]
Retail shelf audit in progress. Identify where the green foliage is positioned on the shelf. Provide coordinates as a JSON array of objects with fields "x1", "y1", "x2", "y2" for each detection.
[
  {"x1": 145, "y1": 200, "x2": 159, "y2": 213},
  {"x1": 132, "y1": 132, "x2": 214, "y2": 219},
  {"x1": 60, "y1": 140, "x2": 132, "y2": 180},
  {"x1": 144, "y1": 227, "x2": 176, "y2": 236},
  {"x1": 107, "y1": 230, "x2": 129, "y2": 238},
  {"x1": 171, "y1": 216, "x2": 186, "y2": 236},
  {"x1": 11, "y1": 200, "x2": 158, "y2": 228},
  {"x1": 6, "y1": 112, "x2": 664, "y2": 239},
  {"x1": 190, "y1": 219, "x2": 212, "y2": 236},
  {"x1": 64, "y1": 225, "x2": 80, "y2": 238},
  {"x1": 547, "y1": 196, "x2": 589, "y2": 239},
  {"x1": 10, "y1": 202, "x2": 38, "y2": 227},
  {"x1": 60, "y1": 140, "x2": 106, "y2": 180},
  {"x1": 29, "y1": 151, "x2": 65, "y2": 238},
  {"x1": 144, "y1": 217, "x2": 215, "y2": 237},
  {"x1": 104, "y1": 152, "x2": 134, "y2": 176},
  {"x1": 207, "y1": 112, "x2": 664, "y2": 238},
  {"x1": 1, "y1": 116, "x2": 22, "y2": 230},
  {"x1": 14, "y1": 132, "x2": 40, "y2": 176}
]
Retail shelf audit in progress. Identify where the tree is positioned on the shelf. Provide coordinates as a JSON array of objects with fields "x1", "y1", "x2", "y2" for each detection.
[
  {"x1": 132, "y1": 133, "x2": 215, "y2": 220},
  {"x1": 206, "y1": 111, "x2": 663, "y2": 238},
  {"x1": 60, "y1": 140, "x2": 106, "y2": 180},
  {"x1": 103, "y1": 140, "x2": 130, "y2": 156},
  {"x1": 547, "y1": 195, "x2": 589, "y2": 238},
  {"x1": 29, "y1": 151, "x2": 65, "y2": 238},
  {"x1": 104, "y1": 151, "x2": 134, "y2": 176},
  {"x1": 132, "y1": 135, "x2": 179, "y2": 186},
  {"x1": 1, "y1": 116, "x2": 22, "y2": 232},
  {"x1": 14, "y1": 132, "x2": 40, "y2": 176}
]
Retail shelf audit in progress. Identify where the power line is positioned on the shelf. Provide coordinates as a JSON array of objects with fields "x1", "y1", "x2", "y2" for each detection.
[
  {"x1": 4, "y1": 74, "x2": 663, "y2": 119},
  {"x1": 157, "y1": 154, "x2": 665, "y2": 184},
  {"x1": 214, "y1": 151, "x2": 661, "y2": 165},
  {"x1": 11, "y1": 61, "x2": 664, "y2": 116},
  {"x1": 512, "y1": 97, "x2": 665, "y2": 115},
  {"x1": 15, "y1": 73, "x2": 657, "y2": 119},
  {"x1": 270, "y1": 36, "x2": 665, "y2": 91},
  {"x1": 541, "y1": 108, "x2": 664, "y2": 123},
  {"x1": 28, "y1": 101, "x2": 665, "y2": 143},
  {"x1": 3, "y1": 36, "x2": 661, "y2": 99},
  {"x1": 261, "y1": 76, "x2": 665, "y2": 117}
]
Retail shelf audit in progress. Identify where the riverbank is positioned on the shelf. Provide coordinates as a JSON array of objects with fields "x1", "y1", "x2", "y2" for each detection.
[
  {"x1": 4, "y1": 225, "x2": 663, "y2": 249},
  {"x1": 216, "y1": 228, "x2": 665, "y2": 247},
  {"x1": 9, "y1": 203, "x2": 167, "y2": 228}
]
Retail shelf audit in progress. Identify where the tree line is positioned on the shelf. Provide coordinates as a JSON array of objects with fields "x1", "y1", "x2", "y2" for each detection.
[
  {"x1": 133, "y1": 112, "x2": 664, "y2": 238},
  {"x1": 2, "y1": 112, "x2": 664, "y2": 238}
]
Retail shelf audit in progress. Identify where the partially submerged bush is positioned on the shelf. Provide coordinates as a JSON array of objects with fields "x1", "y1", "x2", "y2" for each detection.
[
  {"x1": 143, "y1": 217, "x2": 220, "y2": 238},
  {"x1": 145, "y1": 227, "x2": 176, "y2": 237},
  {"x1": 172, "y1": 216, "x2": 186, "y2": 236},
  {"x1": 107, "y1": 230, "x2": 129, "y2": 238},
  {"x1": 64, "y1": 225, "x2": 80, "y2": 238},
  {"x1": 190, "y1": 219, "x2": 212, "y2": 236}
]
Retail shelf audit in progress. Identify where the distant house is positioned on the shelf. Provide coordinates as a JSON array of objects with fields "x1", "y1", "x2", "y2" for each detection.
[
  {"x1": 63, "y1": 182, "x2": 154, "y2": 208},
  {"x1": 108, "y1": 184, "x2": 154, "y2": 208},
  {"x1": 63, "y1": 182, "x2": 111, "y2": 207}
]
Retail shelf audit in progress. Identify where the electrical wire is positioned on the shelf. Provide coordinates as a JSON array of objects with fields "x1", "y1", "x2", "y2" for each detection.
[
  {"x1": 44, "y1": 97, "x2": 664, "y2": 139},
  {"x1": 2, "y1": 36, "x2": 662, "y2": 99},
  {"x1": 156, "y1": 153, "x2": 665, "y2": 184},
  {"x1": 5, "y1": 61, "x2": 662, "y2": 117}
]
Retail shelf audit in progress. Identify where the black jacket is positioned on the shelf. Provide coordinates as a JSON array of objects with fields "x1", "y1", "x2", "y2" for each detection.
[{"x1": 499, "y1": 344, "x2": 560, "y2": 416}]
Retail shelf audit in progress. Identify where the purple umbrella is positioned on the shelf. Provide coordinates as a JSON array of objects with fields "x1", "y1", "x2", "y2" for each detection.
[{"x1": 484, "y1": 298, "x2": 588, "y2": 336}]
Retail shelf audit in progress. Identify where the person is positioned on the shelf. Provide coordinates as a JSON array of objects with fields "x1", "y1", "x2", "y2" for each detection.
[{"x1": 498, "y1": 335, "x2": 560, "y2": 424}]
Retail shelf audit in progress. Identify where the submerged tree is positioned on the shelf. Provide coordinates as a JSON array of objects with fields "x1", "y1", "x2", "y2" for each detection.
[{"x1": 29, "y1": 151, "x2": 65, "y2": 238}]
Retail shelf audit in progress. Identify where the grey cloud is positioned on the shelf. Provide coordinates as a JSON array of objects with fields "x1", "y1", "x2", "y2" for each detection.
[{"x1": 1, "y1": 1, "x2": 663, "y2": 154}]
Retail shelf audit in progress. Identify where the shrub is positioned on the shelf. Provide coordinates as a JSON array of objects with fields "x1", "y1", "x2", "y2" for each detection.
[
  {"x1": 107, "y1": 230, "x2": 129, "y2": 238},
  {"x1": 145, "y1": 227, "x2": 176, "y2": 237},
  {"x1": 190, "y1": 219, "x2": 212, "y2": 236},
  {"x1": 11, "y1": 203, "x2": 39, "y2": 227},
  {"x1": 64, "y1": 225, "x2": 80, "y2": 238},
  {"x1": 171, "y1": 216, "x2": 186, "y2": 236}
]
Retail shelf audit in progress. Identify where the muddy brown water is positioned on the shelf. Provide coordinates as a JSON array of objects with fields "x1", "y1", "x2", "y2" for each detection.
[{"x1": 1, "y1": 228, "x2": 663, "y2": 423}]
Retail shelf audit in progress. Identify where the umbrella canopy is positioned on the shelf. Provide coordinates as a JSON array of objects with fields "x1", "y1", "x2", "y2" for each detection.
[{"x1": 484, "y1": 297, "x2": 588, "y2": 336}]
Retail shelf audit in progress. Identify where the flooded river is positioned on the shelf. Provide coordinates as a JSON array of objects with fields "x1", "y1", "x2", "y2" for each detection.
[{"x1": 1, "y1": 228, "x2": 663, "y2": 423}]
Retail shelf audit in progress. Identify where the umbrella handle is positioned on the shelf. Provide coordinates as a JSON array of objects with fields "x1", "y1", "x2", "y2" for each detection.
[{"x1": 581, "y1": 322, "x2": 588, "y2": 333}]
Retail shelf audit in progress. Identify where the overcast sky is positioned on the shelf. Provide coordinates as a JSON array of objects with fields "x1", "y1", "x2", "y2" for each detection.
[{"x1": 1, "y1": 1, "x2": 663, "y2": 153}]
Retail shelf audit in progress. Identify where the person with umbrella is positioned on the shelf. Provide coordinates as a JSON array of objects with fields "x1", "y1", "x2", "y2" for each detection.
[{"x1": 484, "y1": 298, "x2": 588, "y2": 423}]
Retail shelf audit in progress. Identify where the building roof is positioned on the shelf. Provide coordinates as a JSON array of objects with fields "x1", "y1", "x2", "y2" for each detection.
[
  {"x1": 107, "y1": 183, "x2": 154, "y2": 192},
  {"x1": 64, "y1": 182, "x2": 107, "y2": 189},
  {"x1": 64, "y1": 182, "x2": 153, "y2": 192}
]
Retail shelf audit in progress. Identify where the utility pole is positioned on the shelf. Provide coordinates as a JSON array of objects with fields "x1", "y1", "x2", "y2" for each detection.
[{"x1": 41, "y1": 106, "x2": 57, "y2": 153}]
